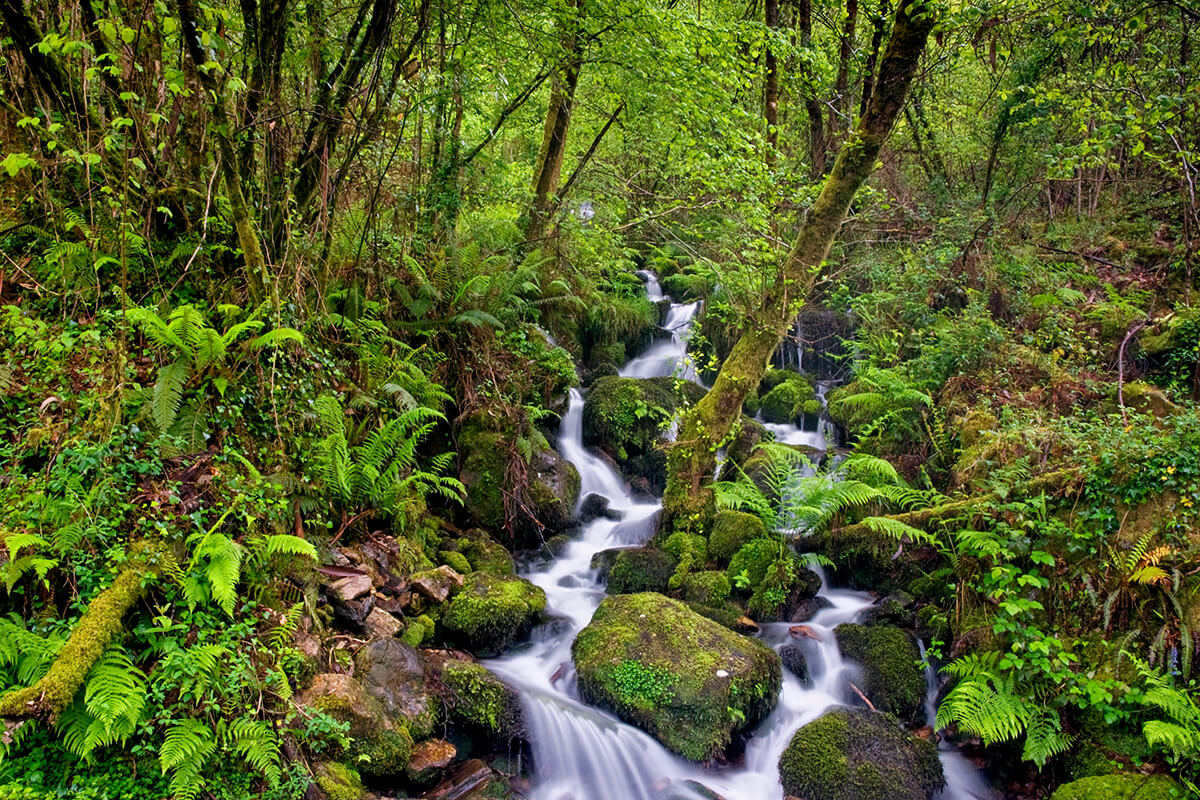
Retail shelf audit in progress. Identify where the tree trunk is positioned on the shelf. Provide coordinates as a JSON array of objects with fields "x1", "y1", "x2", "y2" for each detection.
[
  {"x1": 798, "y1": 0, "x2": 827, "y2": 179},
  {"x1": 765, "y1": 0, "x2": 780, "y2": 163},
  {"x1": 858, "y1": 0, "x2": 889, "y2": 118},
  {"x1": 524, "y1": 0, "x2": 584, "y2": 246},
  {"x1": 664, "y1": 0, "x2": 938, "y2": 527},
  {"x1": 830, "y1": 0, "x2": 859, "y2": 143}
]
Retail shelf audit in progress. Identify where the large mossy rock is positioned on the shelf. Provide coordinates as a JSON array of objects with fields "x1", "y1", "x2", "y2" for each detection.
[
  {"x1": 572, "y1": 593, "x2": 781, "y2": 761},
  {"x1": 439, "y1": 659, "x2": 525, "y2": 742},
  {"x1": 605, "y1": 547, "x2": 677, "y2": 595},
  {"x1": 441, "y1": 573, "x2": 546, "y2": 655},
  {"x1": 708, "y1": 510, "x2": 768, "y2": 565},
  {"x1": 297, "y1": 673, "x2": 413, "y2": 777},
  {"x1": 1050, "y1": 774, "x2": 1181, "y2": 800},
  {"x1": 759, "y1": 370, "x2": 820, "y2": 425},
  {"x1": 582, "y1": 377, "x2": 705, "y2": 493},
  {"x1": 355, "y1": 639, "x2": 438, "y2": 739},
  {"x1": 458, "y1": 417, "x2": 579, "y2": 547},
  {"x1": 834, "y1": 624, "x2": 925, "y2": 722},
  {"x1": 778, "y1": 707, "x2": 943, "y2": 800}
]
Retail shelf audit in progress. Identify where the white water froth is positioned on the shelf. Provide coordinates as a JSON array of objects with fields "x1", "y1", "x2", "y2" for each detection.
[{"x1": 485, "y1": 274, "x2": 990, "y2": 800}]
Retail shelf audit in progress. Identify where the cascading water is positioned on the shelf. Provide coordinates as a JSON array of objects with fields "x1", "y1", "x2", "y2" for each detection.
[
  {"x1": 485, "y1": 272, "x2": 990, "y2": 800},
  {"x1": 922, "y1": 642, "x2": 998, "y2": 800}
]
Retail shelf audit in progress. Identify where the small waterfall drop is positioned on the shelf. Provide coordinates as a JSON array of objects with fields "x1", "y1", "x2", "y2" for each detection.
[{"x1": 921, "y1": 642, "x2": 998, "y2": 800}]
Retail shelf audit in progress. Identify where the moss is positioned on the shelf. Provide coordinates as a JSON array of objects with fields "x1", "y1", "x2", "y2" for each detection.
[
  {"x1": 833, "y1": 624, "x2": 925, "y2": 722},
  {"x1": 959, "y1": 408, "x2": 997, "y2": 449},
  {"x1": 606, "y1": 548, "x2": 677, "y2": 595},
  {"x1": 743, "y1": 389, "x2": 760, "y2": 417},
  {"x1": 441, "y1": 660, "x2": 523, "y2": 739},
  {"x1": 778, "y1": 707, "x2": 943, "y2": 800},
  {"x1": 760, "y1": 379, "x2": 817, "y2": 425},
  {"x1": 709, "y1": 510, "x2": 769, "y2": 565},
  {"x1": 572, "y1": 592, "x2": 781, "y2": 761},
  {"x1": 307, "y1": 680, "x2": 413, "y2": 777},
  {"x1": 679, "y1": 571, "x2": 731, "y2": 605},
  {"x1": 660, "y1": 271, "x2": 709, "y2": 301},
  {"x1": 314, "y1": 762, "x2": 364, "y2": 800},
  {"x1": 441, "y1": 573, "x2": 546, "y2": 655},
  {"x1": 1049, "y1": 774, "x2": 1181, "y2": 800},
  {"x1": 685, "y1": 601, "x2": 744, "y2": 630},
  {"x1": 726, "y1": 538, "x2": 783, "y2": 590},
  {"x1": 664, "y1": 531, "x2": 707, "y2": 587},
  {"x1": 460, "y1": 530, "x2": 516, "y2": 575},
  {"x1": 748, "y1": 559, "x2": 799, "y2": 622},
  {"x1": 439, "y1": 550, "x2": 472, "y2": 575},
  {"x1": 401, "y1": 614, "x2": 435, "y2": 647}
]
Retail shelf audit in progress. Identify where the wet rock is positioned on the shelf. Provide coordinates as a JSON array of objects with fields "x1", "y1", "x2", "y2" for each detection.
[
  {"x1": 759, "y1": 371, "x2": 820, "y2": 425},
  {"x1": 778, "y1": 707, "x2": 943, "y2": 800},
  {"x1": 411, "y1": 565, "x2": 465, "y2": 604},
  {"x1": 356, "y1": 639, "x2": 438, "y2": 738},
  {"x1": 459, "y1": 529, "x2": 516, "y2": 575},
  {"x1": 679, "y1": 571, "x2": 732, "y2": 605},
  {"x1": 580, "y1": 493, "x2": 621, "y2": 523},
  {"x1": 297, "y1": 673, "x2": 413, "y2": 777},
  {"x1": 1049, "y1": 773, "x2": 1181, "y2": 800},
  {"x1": 441, "y1": 573, "x2": 546, "y2": 655},
  {"x1": 834, "y1": 623, "x2": 926, "y2": 723},
  {"x1": 590, "y1": 548, "x2": 624, "y2": 580},
  {"x1": 314, "y1": 761, "x2": 366, "y2": 800},
  {"x1": 857, "y1": 590, "x2": 916, "y2": 628},
  {"x1": 790, "y1": 595, "x2": 833, "y2": 623},
  {"x1": 789, "y1": 625, "x2": 823, "y2": 642},
  {"x1": 422, "y1": 759, "x2": 493, "y2": 800},
  {"x1": 573, "y1": 592, "x2": 782, "y2": 761},
  {"x1": 332, "y1": 595, "x2": 372, "y2": 628},
  {"x1": 779, "y1": 645, "x2": 810, "y2": 684},
  {"x1": 330, "y1": 573, "x2": 373, "y2": 603},
  {"x1": 407, "y1": 739, "x2": 456, "y2": 784},
  {"x1": 363, "y1": 607, "x2": 403, "y2": 639}
]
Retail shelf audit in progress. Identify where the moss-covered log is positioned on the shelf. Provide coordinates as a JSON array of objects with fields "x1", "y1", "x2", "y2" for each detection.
[
  {"x1": 664, "y1": 0, "x2": 939, "y2": 526},
  {"x1": 0, "y1": 562, "x2": 154, "y2": 721}
]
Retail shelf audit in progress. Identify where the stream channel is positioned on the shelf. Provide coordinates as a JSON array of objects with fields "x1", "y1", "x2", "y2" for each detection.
[{"x1": 486, "y1": 272, "x2": 994, "y2": 800}]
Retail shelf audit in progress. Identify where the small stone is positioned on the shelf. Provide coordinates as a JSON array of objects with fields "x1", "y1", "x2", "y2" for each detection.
[
  {"x1": 411, "y1": 565, "x2": 465, "y2": 603},
  {"x1": 735, "y1": 616, "x2": 760, "y2": 633},
  {"x1": 330, "y1": 573, "x2": 373, "y2": 602},
  {"x1": 779, "y1": 645, "x2": 810, "y2": 684},
  {"x1": 789, "y1": 624, "x2": 823, "y2": 642},
  {"x1": 580, "y1": 493, "x2": 620, "y2": 522},
  {"x1": 407, "y1": 738, "x2": 456, "y2": 782},
  {"x1": 363, "y1": 607, "x2": 403, "y2": 639},
  {"x1": 911, "y1": 725, "x2": 938, "y2": 742},
  {"x1": 789, "y1": 596, "x2": 833, "y2": 623}
]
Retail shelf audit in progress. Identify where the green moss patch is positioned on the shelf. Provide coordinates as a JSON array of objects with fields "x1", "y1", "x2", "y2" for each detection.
[
  {"x1": 1049, "y1": 774, "x2": 1181, "y2": 800},
  {"x1": 441, "y1": 573, "x2": 546, "y2": 655},
  {"x1": 833, "y1": 624, "x2": 925, "y2": 722}
]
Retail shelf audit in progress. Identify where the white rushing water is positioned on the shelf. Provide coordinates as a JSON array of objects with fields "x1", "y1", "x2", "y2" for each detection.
[{"x1": 485, "y1": 272, "x2": 991, "y2": 800}]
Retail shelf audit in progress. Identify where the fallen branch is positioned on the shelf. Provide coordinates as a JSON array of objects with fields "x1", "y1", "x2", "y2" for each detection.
[{"x1": 849, "y1": 682, "x2": 877, "y2": 711}]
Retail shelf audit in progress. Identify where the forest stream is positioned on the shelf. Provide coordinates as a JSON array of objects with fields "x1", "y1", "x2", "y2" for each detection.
[{"x1": 487, "y1": 273, "x2": 993, "y2": 800}]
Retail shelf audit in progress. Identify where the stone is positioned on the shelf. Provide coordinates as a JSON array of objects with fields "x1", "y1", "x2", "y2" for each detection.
[
  {"x1": 441, "y1": 573, "x2": 546, "y2": 655},
  {"x1": 330, "y1": 573, "x2": 373, "y2": 602},
  {"x1": 856, "y1": 590, "x2": 916, "y2": 628},
  {"x1": 1049, "y1": 773, "x2": 1181, "y2": 800},
  {"x1": 779, "y1": 645, "x2": 810, "y2": 684},
  {"x1": 789, "y1": 625, "x2": 823, "y2": 642},
  {"x1": 790, "y1": 595, "x2": 833, "y2": 623},
  {"x1": 580, "y1": 493, "x2": 620, "y2": 522},
  {"x1": 572, "y1": 592, "x2": 782, "y2": 761},
  {"x1": 297, "y1": 673, "x2": 413, "y2": 777},
  {"x1": 356, "y1": 639, "x2": 438, "y2": 739},
  {"x1": 439, "y1": 659, "x2": 524, "y2": 741},
  {"x1": 411, "y1": 565, "x2": 465, "y2": 603},
  {"x1": 708, "y1": 510, "x2": 768, "y2": 565},
  {"x1": 407, "y1": 739, "x2": 456, "y2": 783},
  {"x1": 422, "y1": 759, "x2": 493, "y2": 800},
  {"x1": 363, "y1": 607, "x2": 403, "y2": 639},
  {"x1": 605, "y1": 548, "x2": 677, "y2": 595},
  {"x1": 778, "y1": 707, "x2": 944, "y2": 800},
  {"x1": 834, "y1": 624, "x2": 926, "y2": 723},
  {"x1": 314, "y1": 761, "x2": 366, "y2": 800}
]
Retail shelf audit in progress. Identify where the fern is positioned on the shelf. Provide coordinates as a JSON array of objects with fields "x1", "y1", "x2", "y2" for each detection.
[
  {"x1": 58, "y1": 645, "x2": 147, "y2": 758},
  {"x1": 159, "y1": 719, "x2": 217, "y2": 800}
]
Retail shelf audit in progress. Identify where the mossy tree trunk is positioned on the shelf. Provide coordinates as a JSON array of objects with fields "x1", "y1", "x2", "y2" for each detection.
[
  {"x1": 664, "y1": 0, "x2": 938, "y2": 528},
  {"x1": 0, "y1": 562, "x2": 155, "y2": 721},
  {"x1": 523, "y1": 0, "x2": 584, "y2": 246}
]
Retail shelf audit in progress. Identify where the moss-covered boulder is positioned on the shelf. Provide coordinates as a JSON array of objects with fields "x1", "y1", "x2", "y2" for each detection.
[
  {"x1": 605, "y1": 548, "x2": 677, "y2": 595},
  {"x1": 439, "y1": 660, "x2": 524, "y2": 742},
  {"x1": 726, "y1": 538, "x2": 783, "y2": 588},
  {"x1": 457, "y1": 528, "x2": 516, "y2": 574},
  {"x1": 582, "y1": 377, "x2": 705, "y2": 492},
  {"x1": 834, "y1": 624, "x2": 925, "y2": 722},
  {"x1": 297, "y1": 673, "x2": 413, "y2": 777},
  {"x1": 355, "y1": 639, "x2": 438, "y2": 739},
  {"x1": 778, "y1": 707, "x2": 943, "y2": 800},
  {"x1": 314, "y1": 761, "x2": 366, "y2": 800},
  {"x1": 708, "y1": 510, "x2": 768, "y2": 565},
  {"x1": 572, "y1": 593, "x2": 781, "y2": 761},
  {"x1": 441, "y1": 573, "x2": 546, "y2": 655},
  {"x1": 1049, "y1": 774, "x2": 1181, "y2": 800},
  {"x1": 760, "y1": 375, "x2": 820, "y2": 425},
  {"x1": 679, "y1": 571, "x2": 732, "y2": 605},
  {"x1": 458, "y1": 417, "x2": 580, "y2": 547}
]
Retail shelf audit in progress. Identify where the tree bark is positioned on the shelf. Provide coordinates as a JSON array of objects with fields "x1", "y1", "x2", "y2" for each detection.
[
  {"x1": 798, "y1": 0, "x2": 827, "y2": 179},
  {"x1": 830, "y1": 0, "x2": 859, "y2": 142},
  {"x1": 524, "y1": 0, "x2": 584, "y2": 246},
  {"x1": 765, "y1": 0, "x2": 780, "y2": 162},
  {"x1": 664, "y1": 0, "x2": 938, "y2": 527}
]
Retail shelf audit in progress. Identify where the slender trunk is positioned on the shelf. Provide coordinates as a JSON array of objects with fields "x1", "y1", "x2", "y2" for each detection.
[
  {"x1": 765, "y1": 0, "x2": 780, "y2": 163},
  {"x1": 798, "y1": 0, "x2": 826, "y2": 179},
  {"x1": 524, "y1": 0, "x2": 584, "y2": 246},
  {"x1": 177, "y1": 0, "x2": 273, "y2": 304},
  {"x1": 665, "y1": 0, "x2": 937, "y2": 526},
  {"x1": 830, "y1": 0, "x2": 859, "y2": 142},
  {"x1": 858, "y1": 0, "x2": 888, "y2": 118}
]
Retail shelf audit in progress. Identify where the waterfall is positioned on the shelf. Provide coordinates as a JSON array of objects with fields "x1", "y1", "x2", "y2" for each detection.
[{"x1": 920, "y1": 641, "x2": 998, "y2": 800}]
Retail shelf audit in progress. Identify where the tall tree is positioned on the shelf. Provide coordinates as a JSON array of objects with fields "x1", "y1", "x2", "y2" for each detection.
[{"x1": 664, "y1": 0, "x2": 939, "y2": 524}]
